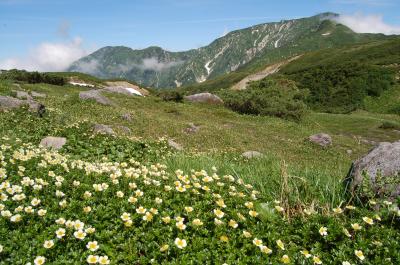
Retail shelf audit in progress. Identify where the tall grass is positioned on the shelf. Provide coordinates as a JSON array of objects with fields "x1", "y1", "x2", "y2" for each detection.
[{"x1": 164, "y1": 153, "x2": 346, "y2": 211}]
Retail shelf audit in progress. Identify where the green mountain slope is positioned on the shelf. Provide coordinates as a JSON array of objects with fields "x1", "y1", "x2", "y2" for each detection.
[
  {"x1": 69, "y1": 13, "x2": 390, "y2": 88},
  {"x1": 279, "y1": 39, "x2": 400, "y2": 113}
]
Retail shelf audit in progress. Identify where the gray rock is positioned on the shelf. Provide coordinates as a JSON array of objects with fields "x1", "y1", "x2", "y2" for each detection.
[
  {"x1": 0, "y1": 96, "x2": 24, "y2": 110},
  {"x1": 79, "y1": 90, "x2": 113, "y2": 105},
  {"x1": 347, "y1": 140, "x2": 400, "y2": 199},
  {"x1": 309, "y1": 133, "x2": 332, "y2": 147},
  {"x1": 121, "y1": 113, "x2": 132, "y2": 121},
  {"x1": 168, "y1": 139, "x2": 183, "y2": 151},
  {"x1": 40, "y1": 136, "x2": 66, "y2": 150},
  {"x1": 31, "y1": 91, "x2": 46, "y2": 98},
  {"x1": 184, "y1": 93, "x2": 223, "y2": 105},
  {"x1": 93, "y1": 124, "x2": 115, "y2": 135},
  {"x1": 184, "y1": 123, "x2": 200, "y2": 134},
  {"x1": 0, "y1": 95, "x2": 44, "y2": 113},
  {"x1": 14, "y1": 90, "x2": 32, "y2": 100},
  {"x1": 242, "y1": 151, "x2": 264, "y2": 159},
  {"x1": 117, "y1": 125, "x2": 131, "y2": 134}
]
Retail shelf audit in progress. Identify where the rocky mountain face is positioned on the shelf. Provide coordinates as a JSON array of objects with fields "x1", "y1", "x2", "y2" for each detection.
[{"x1": 68, "y1": 13, "x2": 387, "y2": 88}]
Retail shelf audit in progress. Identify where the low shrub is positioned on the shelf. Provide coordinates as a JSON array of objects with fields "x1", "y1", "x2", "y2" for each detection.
[
  {"x1": 0, "y1": 69, "x2": 66, "y2": 86},
  {"x1": 379, "y1": 121, "x2": 400, "y2": 130},
  {"x1": 220, "y1": 77, "x2": 308, "y2": 121},
  {"x1": 157, "y1": 90, "x2": 184, "y2": 102}
]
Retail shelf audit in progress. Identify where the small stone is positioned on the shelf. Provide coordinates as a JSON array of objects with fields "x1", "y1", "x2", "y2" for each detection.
[
  {"x1": 183, "y1": 123, "x2": 200, "y2": 134},
  {"x1": 40, "y1": 137, "x2": 66, "y2": 150},
  {"x1": 93, "y1": 124, "x2": 115, "y2": 135},
  {"x1": 309, "y1": 133, "x2": 332, "y2": 147},
  {"x1": 242, "y1": 151, "x2": 264, "y2": 159},
  {"x1": 168, "y1": 139, "x2": 183, "y2": 151},
  {"x1": 121, "y1": 113, "x2": 132, "y2": 121},
  {"x1": 117, "y1": 125, "x2": 131, "y2": 134}
]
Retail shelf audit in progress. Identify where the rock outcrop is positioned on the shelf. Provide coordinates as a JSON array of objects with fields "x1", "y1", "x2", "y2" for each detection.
[
  {"x1": 0, "y1": 95, "x2": 44, "y2": 113},
  {"x1": 347, "y1": 141, "x2": 400, "y2": 199},
  {"x1": 79, "y1": 90, "x2": 113, "y2": 105}
]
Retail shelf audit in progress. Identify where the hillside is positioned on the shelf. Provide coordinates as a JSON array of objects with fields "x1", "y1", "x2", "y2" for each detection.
[
  {"x1": 69, "y1": 13, "x2": 389, "y2": 88},
  {"x1": 1, "y1": 69, "x2": 400, "y2": 263}
]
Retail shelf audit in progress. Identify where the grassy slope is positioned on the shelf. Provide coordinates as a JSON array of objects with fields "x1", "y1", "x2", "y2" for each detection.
[{"x1": 2, "y1": 80, "x2": 399, "y2": 206}]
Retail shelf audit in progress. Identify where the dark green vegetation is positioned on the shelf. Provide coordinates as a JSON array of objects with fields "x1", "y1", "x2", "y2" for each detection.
[
  {"x1": 182, "y1": 38, "x2": 400, "y2": 117},
  {"x1": 0, "y1": 69, "x2": 66, "y2": 86},
  {"x1": 220, "y1": 78, "x2": 307, "y2": 121},
  {"x1": 281, "y1": 39, "x2": 400, "y2": 113},
  {"x1": 69, "y1": 13, "x2": 392, "y2": 88}
]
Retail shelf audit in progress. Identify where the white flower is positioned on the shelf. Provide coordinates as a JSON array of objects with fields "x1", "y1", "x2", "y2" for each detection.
[
  {"x1": 98, "y1": 256, "x2": 110, "y2": 265},
  {"x1": 38, "y1": 209, "x2": 47, "y2": 217},
  {"x1": 86, "y1": 241, "x2": 99, "y2": 251},
  {"x1": 87, "y1": 255, "x2": 99, "y2": 264},
  {"x1": 34, "y1": 256, "x2": 46, "y2": 265},
  {"x1": 174, "y1": 238, "x2": 187, "y2": 249},
  {"x1": 319, "y1": 227, "x2": 328, "y2": 236},
  {"x1": 56, "y1": 228, "x2": 66, "y2": 238},
  {"x1": 43, "y1": 240, "x2": 54, "y2": 249},
  {"x1": 74, "y1": 230, "x2": 87, "y2": 240}
]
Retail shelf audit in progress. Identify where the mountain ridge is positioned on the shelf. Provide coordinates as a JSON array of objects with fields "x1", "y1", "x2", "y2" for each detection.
[{"x1": 69, "y1": 12, "x2": 391, "y2": 88}]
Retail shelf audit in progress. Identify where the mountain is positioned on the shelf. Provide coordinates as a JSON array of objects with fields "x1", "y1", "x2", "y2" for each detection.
[{"x1": 69, "y1": 12, "x2": 389, "y2": 88}]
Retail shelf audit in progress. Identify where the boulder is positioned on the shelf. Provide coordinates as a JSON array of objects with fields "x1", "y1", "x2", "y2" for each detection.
[
  {"x1": 0, "y1": 95, "x2": 44, "y2": 113},
  {"x1": 93, "y1": 124, "x2": 115, "y2": 135},
  {"x1": 168, "y1": 139, "x2": 183, "y2": 151},
  {"x1": 79, "y1": 90, "x2": 113, "y2": 105},
  {"x1": 40, "y1": 136, "x2": 66, "y2": 150},
  {"x1": 183, "y1": 123, "x2": 200, "y2": 134},
  {"x1": 184, "y1": 93, "x2": 223, "y2": 105},
  {"x1": 309, "y1": 133, "x2": 332, "y2": 147},
  {"x1": 0, "y1": 96, "x2": 24, "y2": 110},
  {"x1": 242, "y1": 151, "x2": 264, "y2": 159},
  {"x1": 347, "y1": 141, "x2": 400, "y2": 199}
]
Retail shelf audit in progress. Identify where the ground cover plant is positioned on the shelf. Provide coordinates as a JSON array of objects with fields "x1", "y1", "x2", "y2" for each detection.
[{"x1": 0, "y1": 137, "x2": 399, "y2": 264}]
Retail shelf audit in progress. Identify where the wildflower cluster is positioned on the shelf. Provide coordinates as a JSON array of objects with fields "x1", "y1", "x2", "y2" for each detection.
[{"x1": 0, "y1": 139, "x2": 399, "y2": 264}]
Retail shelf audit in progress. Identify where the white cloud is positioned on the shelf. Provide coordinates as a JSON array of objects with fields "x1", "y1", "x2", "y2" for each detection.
[
  {"x1": 71, "y1": 59, "x2": 100, "y2": 75},
  {"x1": 0, "y1": 22, "x2": 91, "y2": 72},
  {"x1": 333, "y1": 13, "x2": 400, "y2": 35},
  {"x1": 141, "y1": 58, "x2": 182, "y2": 71},
  {"x1": 0, "y1": 38, "x2": 89, "y2": 72},
  {"x1": 332, "y1": 0, "x2": 394, "y2": 6}
]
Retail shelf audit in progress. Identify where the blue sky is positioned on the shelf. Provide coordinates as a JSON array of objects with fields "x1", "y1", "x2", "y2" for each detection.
[{"x1": 0, "y1": 0, "x2": 399, "y2": 71}]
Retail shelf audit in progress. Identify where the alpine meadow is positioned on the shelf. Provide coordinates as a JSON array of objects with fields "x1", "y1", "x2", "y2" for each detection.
[{"x1": 0, "y1": 2, "x2": 399, "y2": 265}]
